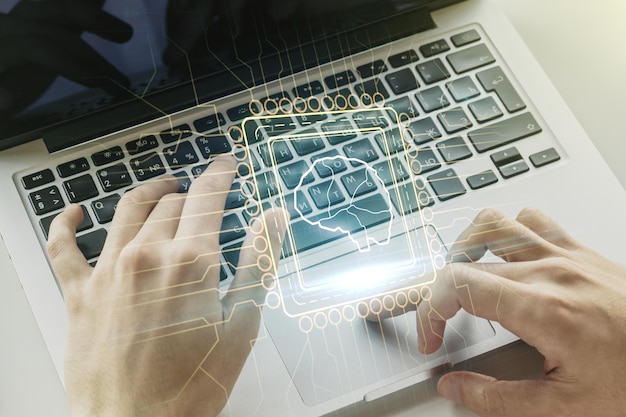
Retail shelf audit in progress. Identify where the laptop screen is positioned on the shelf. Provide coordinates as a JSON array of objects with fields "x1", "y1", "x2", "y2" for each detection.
[{"x1": 0, "y1": 0, "x2": 448, "y2": 151}]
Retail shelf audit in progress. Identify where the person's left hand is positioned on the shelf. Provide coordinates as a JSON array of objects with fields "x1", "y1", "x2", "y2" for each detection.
[{"x1": 47, "y1": 155, "x2": 287, "y2": 417}]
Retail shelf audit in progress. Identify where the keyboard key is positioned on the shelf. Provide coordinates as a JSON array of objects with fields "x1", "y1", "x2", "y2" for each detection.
[
  {"x1": 77, "y1": 229, "x2": 107, "y2": 260},
  {"x1": 224, "y1": 182, "x2": 248, "y2": 210},
  {"x1": 389, "y1": 179, "x2": 433, "y2": 215},
  {"x1": 130, "y1": 152, "x2": 167, "y2": 181},
  {"x1": 428, "y1": 168, "x2": 466, "y2": 201},
  {"x1": 308, "y1": 180, "x2": 345, "y2": 209},
  {"x1": 374, "y1": 129, "x2": 407, "y2": 156},
  {"x1": 490, "y1": 147, "x2": 522, "y2": 167},
  {"x1": 446, "y1": 76, "x2": 480, "y2": 102},
  {"x1": 291, "y1": 130, "x2": 326, "y2": 156},
  {"x1": 97, "y1": 163, "x2": 133, "y2": 192},
  {"x1": 234, "y1": 151, "x2": 260, "y2": 178},
  {"x1": 173, "y1": 171, "x2": 192, "y2": 193},
  {"x1": 406, "y1": 117, "x2": 442, "y2": 145},
  {"x1": 295, "y1": 112, "x2": 328, "y2": 127},
  {"x1": 312, "y1": 150, "x2": 348, "y2": 178},
  {"x1": 469, "y1": 96, "x2": 504, "y2": 123},
  {"x1": 467, "y1": 170, "x2": 499, "y2": 190},
  {"x1": 530, "y1": 148, "x2": 561, "y2": 167},
  {"x1": 373, "y1": 157, "x2": 410, "y2": 186},
  {"x1": 125, "y1": 135, "x2": 159, "y2": 156},
  {"x1": 223, "y1": 241, "x2": 243, "y2": 274},
  {"x1": 242, "y1": 202, "x2": 273, "y2": 224},
  {"x1": 416, "y1": 58, "x2": 450, "y2": 84},
  {"x1": 57, "y1": 158, "x2": 90, "y2": 178},
  {"x1": 40, "y1": 206, "x2": 92, "y2": 239},
  {"x1": 253, "y1": 171, "x2": 281, "y2": 200},
  {"x1": 385, "y1": 96, "x2": 419, "y2": 123},
  {"x1": 447, "y1": 44, "x2": 495, "y2": 74},
  {"x1": 64, "y1": 175, "x2": 99, "y2": 203},
  {"x1": 92, "y1": 194, "x2": 120, "y2": 224},
  {"x1": 352, "y1": 111, "x2": 390, "y2": 131},
  {"x1": 283, "y1": 193, "x2": 392, "y2": 256},
  {"x1": 257, "y1": 116, "x2": 297, "y2": 137},
  {"x1": 341, "y1": 168, "x2": 379, "y2": 198},
  {"x1": 242, "y1": 119, "x2": 264, "y2": 145},
  {"x1": 499, "y1": 160, "x2": 530, "y2": 179},
  {"x1": 420, "y1": 39, "x2": 450, "y2": 57},
  {"x1": 437, "y1": 107, "x2": 473, "y2": 133},
  {"x1": 356, "y1": 60, "x2": 388, "y2": 78},
  {"x1": 293, "y1": 80, "x2": 324, "y2": 98},
  {"x1": 343, "y1": 138, "x2": 379, "y2": 165},
  {"x1": 196, "y1": 134, "x2": 232, "y2": 159},
  {"x1": 278, "y1": 160, "x2": 315, "y2": 190},
  {"x1": 279, "y1": 191, "x2": 313, "y2": 220},
  {"x1": 322, "y1": 118, "x2": 357, "y2": 145},
  {"x1": 388, "y1": 50, "x2": 419, "y2": 68},
  {"x1": 451, "y1": 29, "x2": 481, "y2": 47},
  {"x1": 219, "y1": 214, "x2": 246, "y2": 244},
  {"x1": 324, "y1": 70, "x2": 357, "y2": 89},
  {"x1": 258, "y1": 141, "x2": 294, "y2": 167},
  {"x1": 193, "y1": 113, "x2": 226, "y2": 133},
  {"x1": 477, "y1": 67, "x2": 526, "y2": 113},
  {"x1": 385, "y1": 69, "x2": 419, "y2": 95},
  {"x1": 92, "y1": 146, "x2": 124, "y2": 166},
  {"x1": 22, "y1": 169, "x2": 55, "y2": 190},
  {"x1": 412, "y1": 147, "x2": 441, "y2": 174},
  {"x1": 354, "y1": 78, "x2": 390, "y2": 104},
  {"x1": 436, "y1": 137, "x2": 473, "y2": 164},
  {"x1": 416, "y1": 86, "x2": 451, "y2": 112},
  {"x1": 160, "y1": 124, "x2": 193, "y2": 144},
  {"x1": 163, "y1": 141, "x2": 200, "y2": 169},
  {"x1": 468, "y1": 112, "x2": 542, "y2": 153},
  {"x1": 29, "y1": 186, "x2": 65, "y2": 215},
  {"x1": 227, "y1": 102, "x2": 261, "y2": 122}
]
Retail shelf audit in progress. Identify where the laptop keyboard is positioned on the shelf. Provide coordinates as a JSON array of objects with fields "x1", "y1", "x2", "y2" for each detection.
[{"x1": 18, "y1": 25, "x2": 562, "y2": 282}]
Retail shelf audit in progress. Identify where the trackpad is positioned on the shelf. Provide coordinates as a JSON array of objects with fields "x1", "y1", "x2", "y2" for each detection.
[
  {"x1": 264, "y1": 227, "x2": 496, "y2": 406},
  {"x1": 263, "y1": 300, "x2": 495, "y2": 406}
]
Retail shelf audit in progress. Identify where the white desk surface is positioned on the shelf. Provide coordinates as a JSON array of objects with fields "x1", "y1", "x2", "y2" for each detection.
[{"x1": 1, "y1": 1, "x2": 625, "y2": 416}]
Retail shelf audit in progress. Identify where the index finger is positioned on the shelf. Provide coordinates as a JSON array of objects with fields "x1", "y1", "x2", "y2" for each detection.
[
  {"x1": 416, "y1": 262, "x2": 539, "y2": 355},
  {"x1": 174, "y1": 155, "x2": 237, "y2": 245},
  {"x1": 446, "y1": 208, "x2": 560, "y2": 264}
]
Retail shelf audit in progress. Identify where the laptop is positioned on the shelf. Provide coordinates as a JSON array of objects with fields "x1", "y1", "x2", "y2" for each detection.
[{"x1": 1, "y1": 0, "x2": 625, "y2": 415}]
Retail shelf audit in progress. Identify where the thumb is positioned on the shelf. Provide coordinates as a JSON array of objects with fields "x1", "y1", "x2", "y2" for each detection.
[{"x1": 437, "y1": 371, "x2": 553, "y2": 417}]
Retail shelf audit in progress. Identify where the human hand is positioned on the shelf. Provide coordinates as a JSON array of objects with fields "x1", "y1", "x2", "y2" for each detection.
[
  {"x1": 0, "y1": 0, "x2": 132, "y2": 118},
  {"x1": 380, "y1": 208, "x2": 626, "y2": 416},
  {"x1": 46, "y1": 155, "x2": 287, "y2": 417}
]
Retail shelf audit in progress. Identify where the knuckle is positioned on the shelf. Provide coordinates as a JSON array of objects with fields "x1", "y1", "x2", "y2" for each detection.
[
  {"x1": 475, "y1": 207, "x2": 506, "y2": 226},
  {"x1": 46, "y1": 236, "x2": 68, "y2": 261}
]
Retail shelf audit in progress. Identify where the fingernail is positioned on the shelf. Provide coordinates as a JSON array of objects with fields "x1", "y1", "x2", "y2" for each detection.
[{"x1": 438, "y1": 376, "x2": 462, "y2": 404}]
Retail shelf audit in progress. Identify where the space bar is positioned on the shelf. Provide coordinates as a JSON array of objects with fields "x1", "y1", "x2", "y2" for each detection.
[{"x1": 283, "y1": 194, "x2": 392, "y2": 257}]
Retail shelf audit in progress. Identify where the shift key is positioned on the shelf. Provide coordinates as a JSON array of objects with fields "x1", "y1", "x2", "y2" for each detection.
[{"x1": 468, "y1": 113, "x2": 542, "y2": 153}]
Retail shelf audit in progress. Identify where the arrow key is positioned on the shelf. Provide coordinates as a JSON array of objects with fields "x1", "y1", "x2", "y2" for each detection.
[
  {"x1": 530, "y1": 147, "x2": 561, "y2": 167},
  {"x1": 499, "y1": 160, "x2": 530, "y2": 179},
  {"x1": 490, "y1": 146, "x2": 522, "y2": 167},
  {"x1": 467, "y1": 170, "x2": 498, "y2": 190}
]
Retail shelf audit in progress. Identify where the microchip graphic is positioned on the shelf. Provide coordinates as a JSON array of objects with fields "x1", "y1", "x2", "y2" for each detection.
[{"x1": 240, "y1": 106, "x2": 440, "y2": 321}]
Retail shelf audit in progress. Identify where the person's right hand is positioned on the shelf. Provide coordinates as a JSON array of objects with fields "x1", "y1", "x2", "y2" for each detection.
[
  {"x1": 368, "y1": 208, "x2": 626, "y2": 416},
  {"x1": 0, "y1": 0, "x2": 132, "y2": 118}
]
